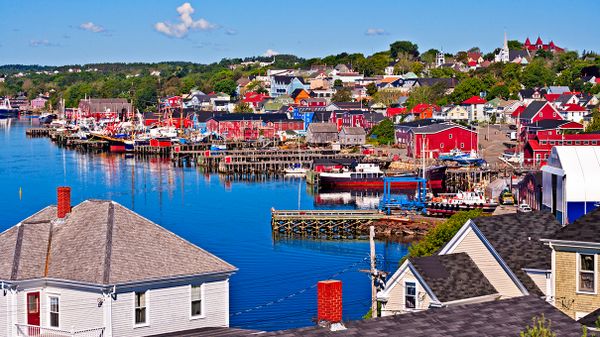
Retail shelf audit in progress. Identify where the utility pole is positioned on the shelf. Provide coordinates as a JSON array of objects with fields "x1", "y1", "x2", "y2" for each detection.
[{"x1": 370, "y1": 225, "x2": 378, "y2": 318}]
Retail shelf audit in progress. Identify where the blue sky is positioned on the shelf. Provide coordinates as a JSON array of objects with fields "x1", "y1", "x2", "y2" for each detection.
[{"x1": 2, "y1": 0, "x2": 599, "y2": 66}]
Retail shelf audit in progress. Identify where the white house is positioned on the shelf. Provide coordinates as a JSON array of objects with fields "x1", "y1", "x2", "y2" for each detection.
[{"x1": 0, "y1": 187, "x2": 236, "y2": 337}]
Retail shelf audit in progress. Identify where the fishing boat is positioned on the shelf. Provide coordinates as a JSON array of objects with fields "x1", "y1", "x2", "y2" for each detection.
[
  {"x1": 426, "y1": 189, "x2": 498, "y2": 216},
  {"x1": 318, "y1": 163, "x2": 446, "y2": 191},
  {"x1": 0, "y1": 98, "x2": 19, "y2": 118},
  {"x1": 39, "y1": 112, "x2": 57, "y2": 124},
  {"x1": 284, "y1": 164, "x2": 308, "y2": 176},
  {"x1": 439, "y1": 149, "x2": 486, "y2": 166}
]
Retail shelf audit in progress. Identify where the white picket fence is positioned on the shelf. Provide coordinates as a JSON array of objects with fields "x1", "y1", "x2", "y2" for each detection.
[{"x1": 15, "y1": 324, "x2": 104, "y2": 337}]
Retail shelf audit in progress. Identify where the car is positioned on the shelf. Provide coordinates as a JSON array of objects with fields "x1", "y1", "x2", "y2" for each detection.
[
  {"x1": 499, "y1": 190, "x2": 515, "y2": 205},
  {"x1": 518, "y1": 203, "x2": 532, "y2": 213},
  {"x1": 509, "y1": 124, "x2": 517, "y2": 130}
]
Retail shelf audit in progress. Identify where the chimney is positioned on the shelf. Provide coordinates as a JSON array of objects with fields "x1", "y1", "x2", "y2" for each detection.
[
  {"x1": 57, "y1": 187, "x2": 71, "y2": 218},
  {"x1": 317, "y1": 280, "x2": 344, "y2": 329}
]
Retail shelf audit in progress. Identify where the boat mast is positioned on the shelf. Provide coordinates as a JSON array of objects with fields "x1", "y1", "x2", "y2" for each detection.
[{"x1": 422, "y1": 135, "x2": 426, "y2": 179}]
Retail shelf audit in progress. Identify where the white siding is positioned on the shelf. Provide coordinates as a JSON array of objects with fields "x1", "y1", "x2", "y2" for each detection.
[
  {"x1": 111, "y1": 279, "x2": 229, "y2": 337},
  {"x1": 0, "y1": 293, "x2": 6, "y2": 337},
  {"x1": 526, "y1": 271, "x2": 549, "y2": 296},
  {"x1": 381, "y1": 268, "x2": 431, "y2": 316},
  {"x1": 449, "y1": 228, "x2": 523, "y2": 298}
]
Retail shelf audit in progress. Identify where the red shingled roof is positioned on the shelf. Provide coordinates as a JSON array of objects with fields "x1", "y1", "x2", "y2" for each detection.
[
  {"x1": 544, "y1": 94, "x2": 560, "y2": 102},
  {"x1": 411, "y1": 103, "x2": 440, "y2": 113},
  {"x1": 511, "y1": 105, "x2": 526, "y2": 118},
  {"x1": 563, "y1": 104, "x2": 587, "y2": 112},
  {"x1": 386, "y1": 107, "x2": 407, "y2": 117},
  {"x1": 462, "y1": 96, "x2": 487, "y2": 105}
]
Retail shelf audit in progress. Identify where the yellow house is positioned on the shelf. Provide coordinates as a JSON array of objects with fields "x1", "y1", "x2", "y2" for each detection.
[{"x1": 543, "y1": 208, "x2": 600, "y2": 320}]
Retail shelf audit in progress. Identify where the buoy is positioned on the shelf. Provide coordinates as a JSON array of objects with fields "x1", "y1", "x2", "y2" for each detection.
[{"x1": 19, "y1": 187, "x2": 22, "y2": 200}]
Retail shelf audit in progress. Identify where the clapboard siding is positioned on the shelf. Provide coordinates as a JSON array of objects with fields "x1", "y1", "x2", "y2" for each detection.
[
  {"x1": 526, "y1": 272, "x2": 548, "y2": 296},
  {"x1": 40, "y1": 286, "x2": 105, "y2": 331},
  {"x1": 0, "y1": 294, "x2": 6, "y2": 337},
  {"x1": 450, "y1": 228, "x2": 522, "y2": 298},
  {"x1": 112, "y1": 279, "x2": 229, "y2": 337},
  {"x1": 381, "y1": 268, "x2": 430, "y2": 316}
]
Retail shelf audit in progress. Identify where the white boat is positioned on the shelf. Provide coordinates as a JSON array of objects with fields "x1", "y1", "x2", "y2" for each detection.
[{"x1": 284, "y1": 166, "x2": 308, "y2": 176}]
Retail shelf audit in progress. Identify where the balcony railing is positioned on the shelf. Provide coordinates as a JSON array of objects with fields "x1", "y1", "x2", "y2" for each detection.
[{"x1": 15, "y1": 324, "x2": 105, "y2": 337}]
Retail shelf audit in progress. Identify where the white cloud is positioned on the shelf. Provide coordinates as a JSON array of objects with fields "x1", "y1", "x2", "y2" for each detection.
[
  {"x1": 264, "y1": 49, "x2": 280, "y2": 57},
  {"x1": 154, "y1": 2, "x2": 216, "y2": 38},
  {"x1": 365, "y1": 28, "x2": 387, "y2": 36},
  {"x1": 29, "y1": 39, "x2": 58, "y2": 47},
  {"x1": 80, "y1": 22, "x2": 105, "y2": 33}
]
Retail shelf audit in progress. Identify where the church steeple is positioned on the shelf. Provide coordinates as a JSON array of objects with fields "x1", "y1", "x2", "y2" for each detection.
[{"x1": 503, "y1": 31, "x2": 508, "y2": 50}]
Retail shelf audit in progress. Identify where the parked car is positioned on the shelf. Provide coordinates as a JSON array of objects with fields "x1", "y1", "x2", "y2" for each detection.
[
  {"x1": 499, "y1": 190, "x2": 515, "y2": 205},
  {"x1": 509, "y1": 124, "x2": 517, "y2": 130},
  {"x1": 518, "y1": 203, "x2": 532, "y2": 213}
]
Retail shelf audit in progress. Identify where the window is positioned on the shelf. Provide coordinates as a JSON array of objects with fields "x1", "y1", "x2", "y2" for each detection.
[
  {"x1": 460, "y1": 142, "x2": 465, "y2": 149},
  {"x1": 49, "y1": 296, "x2": 59, "y2": 328},
  {"x1": 405, "y1": 282, "x2": 416, "y2": 309},
  {"x1": 440, "y1": 143, "x2": 444, "y2": 149},
  {"x1": 578, "y1": 254, "x2": 596, "y2": 293},
  {"x1": 134, "y1": 291, "x2": 147, "y2": 325},
  {"x1": 448, "y1": 134, "x2": 453, "y2": 139},
  {"x1": 191, "y1": 285, "x2": 203, "y2": 317}
]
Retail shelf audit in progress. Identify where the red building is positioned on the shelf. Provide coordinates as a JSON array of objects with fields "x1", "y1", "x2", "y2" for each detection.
[
  {"x1": 206, "y1": 113, "x2": 303, "y2": 140},
  {"x1": 519, "y1": 101, "x2": 562, "y2": 125},
  {"x1": 523, "y1": 37, "x2": 564, "y2": 53},
  {"x1": 520, "y1": 119, "x2": 583, "y2": 144},
  {"x1": 524, "y1": 133, "x2": 600, "y2": 166},
  {"x1": 242, "y1": 92, "x2": 270, "y2": 108},
  {"x1": 329, "y1": 110, "x2": 366, "y2": 131},
  {"x1": 77, "y1": 98, "x2": 132, "y2": 121},
  {"x1": 407, "y1": 122, "x2": 478, "y2": 158},
  {"x1": 410, "y1": 103, "x2": 440, "y2": 119}
]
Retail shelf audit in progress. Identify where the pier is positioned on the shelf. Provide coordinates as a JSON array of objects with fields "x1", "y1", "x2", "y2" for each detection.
[{"x1": 271, "y1": 209, "x2": 440, "y2": 240}]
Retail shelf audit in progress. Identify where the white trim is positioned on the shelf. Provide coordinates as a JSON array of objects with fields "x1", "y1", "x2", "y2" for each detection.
[
  {"x1": 440, "y1": 293, "x2": 500, "y2": 306},
  {"x1": 189, "y1": 284, "x2": 206, "y2": 320},
  {"x1": 46, "y1": 293, "x2": 60, "y2": 329},
  {"x1": 542, "y1": 239, "x2": 600, "y2": 250},
  {"x1": 133, "y1": 290, "x2": 149, "y2": 328},
  {"x1": 404, "y1": 280, "x2": 418, "y2": 311},
  {"x1": 551, "y1": 247, "x2": 556, "y2": 305},
  {"x1": 576, "y1": 311, "x2": 591, "y2": 320},
  {"x1": 439, "y1": 220, "x2": 530, "y2": 296},
  {"x1": 378, "y1": 260, "x2": 440, "y2": 305},
  {"x1": 576, "y1": 252, "x2": 597, "y2": 295}
]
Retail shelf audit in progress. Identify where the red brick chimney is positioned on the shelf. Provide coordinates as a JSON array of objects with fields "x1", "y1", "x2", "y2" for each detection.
[
  {"x1": 57, "y1": 187, "x2": 71, "y2": 218},
  {"x1": 317, "y1": 280, "x2": 342, "y2": 324}
]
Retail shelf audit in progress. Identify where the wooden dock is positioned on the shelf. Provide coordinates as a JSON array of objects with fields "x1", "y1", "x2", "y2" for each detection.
[{"x1": 271, "y1": 209, "x2": 439, "y2": 240}]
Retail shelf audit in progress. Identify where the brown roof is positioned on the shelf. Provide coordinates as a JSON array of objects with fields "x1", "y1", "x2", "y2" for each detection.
[
  {"x1": 79, "y1": 98, "x2": 132, "y2": 113},
  {"x1": 0, "y1": 200, "x2": 236, "y2": 285},
  {"x1": 340, "y1": 127, "x2": 366, "y2": 136},
  {"x1": 308, "y1": 123, "x2": 338, "y2": 133}
]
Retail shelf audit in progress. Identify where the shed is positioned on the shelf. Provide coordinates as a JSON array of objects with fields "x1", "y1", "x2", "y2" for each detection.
[
  {"x1": 339, "y1": 127, "x2": 366, "y2": 146},
  {"x1": 542, "y1": 146, "x2": 600, "y2": 224},
  {"x1": 306, "y1": 123, "x2": 339, "y2": 144}
]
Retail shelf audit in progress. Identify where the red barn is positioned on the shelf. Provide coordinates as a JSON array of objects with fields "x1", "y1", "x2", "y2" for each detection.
[
  {"x1": 408, "y1": 122, "x2": 478, "y2": 158},
  {"x1": 206, "y1": 113, "x2": 302, "y2": 140},
  {"x1": 329, "y1": 110, "x2": 366, "y2": 130},
  {"x1": 520, "y1": 119, "x2": 583, "y2": 144},
  {"x1": 524, "y1": 133, "x2": 600, "y2": 166}
]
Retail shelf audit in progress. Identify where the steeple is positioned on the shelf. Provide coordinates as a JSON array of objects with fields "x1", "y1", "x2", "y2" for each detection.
[{"x1": 503, "y1": 31, "x2": 508, "y2": 50}]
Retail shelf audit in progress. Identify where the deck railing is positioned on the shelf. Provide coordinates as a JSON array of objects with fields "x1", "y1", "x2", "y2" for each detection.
[{"x1": 15, "y1": 324, "x2": 105, "y2": 337}]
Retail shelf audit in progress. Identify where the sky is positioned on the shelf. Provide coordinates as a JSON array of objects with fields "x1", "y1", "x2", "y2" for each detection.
[{"x1": 2, "y1": 0, "x2": 600, "y2": 66}]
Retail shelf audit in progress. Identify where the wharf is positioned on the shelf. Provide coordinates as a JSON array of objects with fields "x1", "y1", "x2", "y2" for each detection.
[
  {"x1": 25, "y1": 128, "x2": 51, "y2": 137},
  {"x1": 271, "y1": 209, "x2": 440, "y2": 240}
]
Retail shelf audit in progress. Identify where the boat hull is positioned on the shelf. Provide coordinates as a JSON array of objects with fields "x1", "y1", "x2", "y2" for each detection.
[{"x1": 319, "y1": 176, "x2": 444, "y2": 191}]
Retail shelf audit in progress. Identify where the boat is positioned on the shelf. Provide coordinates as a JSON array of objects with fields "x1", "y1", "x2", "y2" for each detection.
[
  {"x1": 439, "y1": 149, "x2": 486, "y2": 166},
  {"x1": 0, "y1": 98, "x2": 19, "y2": 118},
  {"x1": 284, "y1": 165, "x2": 308, "y2": 176},
  {"x1": 39, "y1": 112, "x2": 58, "y2": 124},
  {"x1": 318, "y1": 163, "x2": 446, "y2": 191},
  {"x1": 426, "y1": 189, "x2": 498, "y2": 216}
]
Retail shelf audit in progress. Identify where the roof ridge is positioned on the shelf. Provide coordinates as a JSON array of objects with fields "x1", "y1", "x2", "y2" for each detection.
[
  {"x1": 43, "y1": 222, "x2": 54, "y2": 277},
  {"x1": 10, "y1": 224, "x2": 25, "y2": 280},
  {"x1": 103, "y1": 203, "x2": 115, "y2": 284}
]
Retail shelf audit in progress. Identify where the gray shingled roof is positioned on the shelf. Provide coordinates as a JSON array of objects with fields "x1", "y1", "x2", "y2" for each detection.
[
  {"x1": 340, "y1": 127, "x2": 366, "y2": 136},
  {"x1": 410, "y1": 253, "x2": 498, "y2": 303},
  {"x1": 252, "y1": 296, "x2": 581, "y2": 337},
  {"x1": 520, "y1": 101, "x2": 548, "y2": 120},
  {"x1": 308, "y1": 123, "x2": 338, "y2": 133},
  {"x1": 410, "y1": 122, "x2": 472, "y2": 135},
  {"x1": 548, "y1": 207, "x2": 600, "y2": 243},
  {"x1": 578, "y1": 307, "x2": 600, "y2": 328},
  {"x1": 470, "y1": 211, "x2": 561, "y2": 296},
  {"x1": 0, "y1": 200, "x2": 236, "y2": 285}
]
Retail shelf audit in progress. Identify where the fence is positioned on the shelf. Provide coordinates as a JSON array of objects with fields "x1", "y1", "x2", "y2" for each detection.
[{"x1": 15, "y1": 324, "x2": 104, "y2": 337}]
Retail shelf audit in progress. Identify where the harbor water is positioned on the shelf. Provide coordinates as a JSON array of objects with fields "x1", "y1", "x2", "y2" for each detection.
[{"x1": 0, "y1": 119, "x2": 408, "y2": 331}]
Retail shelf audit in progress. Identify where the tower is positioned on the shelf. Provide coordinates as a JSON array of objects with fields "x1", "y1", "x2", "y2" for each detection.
[
  {"x1": 495, "y1": 31, "x2": 510, "y2": 63},
  {"x1": 435, "y1": 51, "x2": 445, "y2": 68}
]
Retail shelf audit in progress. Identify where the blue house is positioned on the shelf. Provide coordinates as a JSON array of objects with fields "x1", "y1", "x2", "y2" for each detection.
[
  {"x1": 542, "y1": 146, "x2": 600, "y2": 224},
  {"x1": 270, "y1": 76, "x2": 308, "y2": 97}
]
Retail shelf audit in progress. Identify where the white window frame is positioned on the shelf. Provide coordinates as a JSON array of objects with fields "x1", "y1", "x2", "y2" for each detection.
[
  {"x1": 133, "y1": 290, "x2": 150, "y2": 327},
  {"x1": 190, "y1": 284, "x2": 205, "y2": 320},
  {"x1": 576, "y1": 253, "x2": 597, "y2": 294},
  {"x1": 47, "y1": 294, "x2": 60, "y2": 329},
  {"x1": 404, "y1": 281, "x2": 418, "y2": 310}
]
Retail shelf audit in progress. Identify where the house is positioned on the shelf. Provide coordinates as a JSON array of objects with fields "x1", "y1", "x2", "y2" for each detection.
[
  {"x1": 362, "y1": 112, "x2": 386, "y2": 129},
  {"x1": 306, "y1": 123, "x2": 339, "y2": 145},
  {"x1": 78, "y1": 98, "x2": 132, "y2": 121},
  {"x1": 553, "y1": 94, "x2": 580, "y2": 110},
  {"x1": 30, "y1": 96, "x2": 49, "y2": 110},
  {"x1": 394, "y1": 119, "x2": 440, "y2": 147},
  {"x1": 326, "y1": 102, "x2": 367, "y2": 112},
  {"x1": 547, "y1": 86, "x2": 571, "y2": 95},
  {"x1": 519, "y1": 101, "x2": 562, "y2": 125},
  {"x1": 410, "y1": 103, "x2": 440, "y2": 120},
  {"x1": 560, "y1": 104, "x2": 588, "y2": 122},
  {"x1": 378, "y1": 253, "x2": 499, "y2": 315},
  {"x1": 408, "y1": 122, "x2": 478, "y2": 158},
  {"x1": 542, "y1": 207, "x2": 600, "y2": 319},
  {"x1": 443, "y1": 105, "x2": 469, "y2": 121},
  {"x1": 461, "y1": 96, "x2": 487, "y2": 122},
  {"x1": 519, "y1": 88, "x2": 547, "y2": 105},
  {"x1": 541, "y1": 146, "x2": 600, "y2": 224},
  {"x1": 0, "y1": 187, "x2": 236, "y2": 337},
  {"x1": 338, "y1": 127, "x2": 366, "y2": 146},
  {"x1": 270, "y1": 76, "x2": 307, "y2": 97},
  {"x1": 523, "y1": 37, "x2": 564, "y2": 53},
  {"x1": 206, "y1": 113, "x2": 303, "y2": 140},
  {"x1": 290, "y1": 88, "x2": 311, "y2": 105},
  {"x1": 524, "y1": 132, "x2": 600, "y2": 166}
]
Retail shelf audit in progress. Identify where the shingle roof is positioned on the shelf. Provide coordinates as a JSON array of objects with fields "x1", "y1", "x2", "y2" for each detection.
[
  {"x1": 410, "y1": 123, "x2": 473, "y2": 135},
  {"x1": 209, "y1": 113, "x2": 291, "y2": 122},
  {"x1": 520, "y1": 101, "x2": 548, "y2": 120},
  {"x1": 330, "y1": 102, "x2": 364, "y2": 110},
  {"x1": 308, "y1": 123, "x2": 338, "y2": 133},
  {"x1": 416, "y1": 78, "x2": 458, "y2": 88},
  {"x1": 0, "y1": 200, "x2": 236, "y2": 285},
  {"x1": 549, "y1": 207, "x2": 600, "y2": 243},
  {"x1": 470, "y1": 211, "x2": 562, "y2": 295},
  {"x1": 148, "y1": 327, "x2": 258, "y2": 337},
  {"x1": 526, "y1": 119, "x2": 580, "y2": 131},
  {"x1": 254, "y1": 296, "x2": 581, "y2": 337},
  {"x1": 410, "y1": 253, "x2": 497, "y2": 303},
  {"x1": 578, "y1": 307, "x2": 600, "y2": 327},
  {"x1": 340, "y1": 127, "x2": 366, "y2": 136},
  {"x1": 395, "y1": 118, "x2": 439, "y2": 129}
]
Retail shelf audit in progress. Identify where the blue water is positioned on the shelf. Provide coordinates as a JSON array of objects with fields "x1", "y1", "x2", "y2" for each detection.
[{"x1": 0, "y1": 119, "x2": 408, "y2": 331}]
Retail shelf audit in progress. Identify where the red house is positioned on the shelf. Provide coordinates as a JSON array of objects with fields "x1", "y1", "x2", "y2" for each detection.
[
  {"x1": 519, "y1": 101, "x2": 562, "y2": 125},
  {"x1": 243, "y1": 92, "x2": 270, "y2": 108},
  {"x1": 410, "y1": 103, "x2": 440, "y2": 119},
  {"x1": 329, "y1": 110, "x2": 366, "y2": 131},
  {"x1": 523, "y1": 37, "x2": 564, "y2": 53},
  {"x1": 525, "y1": 133, "x2": 600, "y2": 166},
  {"x1": 206, "y1": 113, "x2": 302, "y2": 140},
  {"x1": 408, "y1": 122, "x2": 478, "y2": 158}
]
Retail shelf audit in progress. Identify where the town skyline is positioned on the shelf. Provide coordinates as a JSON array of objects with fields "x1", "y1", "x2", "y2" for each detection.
[{"x1": 3, "y1": 0, "x2": 600, "y2": 66}]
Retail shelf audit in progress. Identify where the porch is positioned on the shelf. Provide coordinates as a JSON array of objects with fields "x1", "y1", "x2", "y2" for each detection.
[{"x1": 15, "y1": 324, "x2": 105, "y2": 337}]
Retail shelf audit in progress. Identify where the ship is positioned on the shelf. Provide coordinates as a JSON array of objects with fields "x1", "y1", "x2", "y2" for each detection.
[
  {"x1": 318, "y1": 163, "x2": 446, "y2": 191},
  {"x1": 439, "y1": 149, "x2": 486, "y2": 166},
  {"x1": 0, "y1": 98, "x2": 19, "y2": 118},
  {"x1": 426, "y1": 189, "x2": 498, "y2": 216}
]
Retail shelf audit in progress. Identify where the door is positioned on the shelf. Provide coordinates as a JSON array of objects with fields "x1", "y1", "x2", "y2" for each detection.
[{"x1": 27, "y1": 292, "x2": 40, "y2": 326}]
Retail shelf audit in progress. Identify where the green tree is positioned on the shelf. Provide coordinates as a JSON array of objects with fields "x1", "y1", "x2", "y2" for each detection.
[
  {"x1": 449, "y1": 78, "x2": 486, "y2": 103},
  {"x1": 390, "y1": 41, "x2": 419, "y2": 59},
  {"x1": 488, "y1": 84, "x2": 510, "y2": 99},
  {"x1": 333, "y1": 79, "x2": 343, "y2": 87},
  {"x1": 410, "y1": 62, "x2": 424, "y2": 75},
  {"x1": 420, "y1": 49, "x2": 440, "y2": 65},
  {"x1": 519, "y1": 315, "x2": 556, "y2": 337},
  {"x1": 406, "y1": 82, "x2": 447, "y2": 110},
  {"x1": 585, "y1": 108, "x2": 600, "y2": 132},
  {"x1": 522, "y1": 59, "x2": 555, "y2": 88},
  {"x1": 214, "y1": 79, "x2": 237, "y2": 96},
  {"x1": 233, "y1": 102, "x2": 253, "y2": 113},
  {"x1": 367, "y1": 118, "x2": 394, "y2": 145},
  {"x1": 331, "y1": 88, "x2": 352, "y2": 102},
  {"x1": 507, "y1": 40, "x2": 523, "y2": 50},
  {"x1": 366, "y1": 83, "x2": 378, "y2": 96}
]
